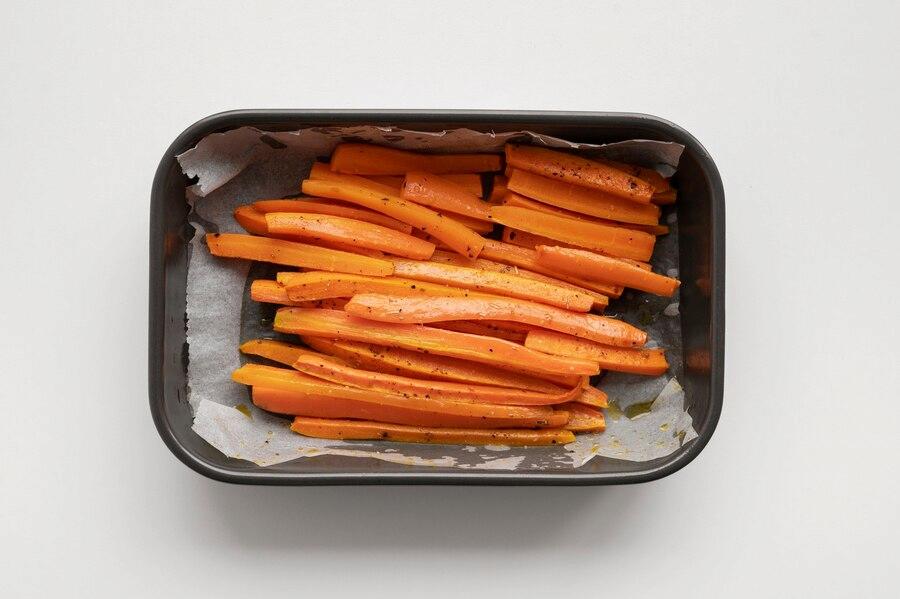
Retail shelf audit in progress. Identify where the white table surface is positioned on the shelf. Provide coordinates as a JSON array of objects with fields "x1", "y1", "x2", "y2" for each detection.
[{"x1": 2, "y1": 2, "x2": 898, "y2": 597}]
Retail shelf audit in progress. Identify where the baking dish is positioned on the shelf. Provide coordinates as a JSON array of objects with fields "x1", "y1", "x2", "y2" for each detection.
[{"x1": 149, "y1": 110, "x2": 724, "y2": 485}]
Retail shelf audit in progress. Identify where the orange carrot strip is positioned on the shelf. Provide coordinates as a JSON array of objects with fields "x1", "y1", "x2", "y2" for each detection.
[
  {"x1": 310, "y1": 240, "x2": 386, "y2": 258},
  {"x1": 502, "y1": 193, "x2": 669, "y2": 236},
  {"x1": 573, "y1": 385, "x2": 609, "y2": 408},
  {"x1": 251, "y1": 280, "x2": 351, "y2": 308},
  {"x1": 490, "y1": 205, "x2": 654, "y2": 261},
  {"x1": 239, "y1": 338, "x2": 344, "y2": 368},
  {"x1": 234, "y1": 363, "x2": 554, "y2": 427},
  {"x1": 536, "y1": 245, "x2": 679, "y2": 297},
  {"x1": 254, "y1": 387, "x2": 543, "y2": 429},
  {"x1": 428, "y1": 250, "x2": 609, "y2": 311},
  {"x1": 370, "y1": 174, "x2": 484, "y2": 198},
  {"x1": 401, "y1": 172, "x2": 492, "y2": 222},
  {"x1": 428, "y1": 321, "x2": 527, "y2": 344},
  {"x1": 557, "y1": 403, "x2": 606, "y2": 432},
  {"x1": 651, "y1": 189, "x2": 677, "y2": 205},
  {"x1": 525, "y1": 329, "x2": 668, "y2": 376},
  {"x1": 253, "y1": 198, "x2": 413, "y2": 233},
  {"x1": 442, "y1": 212, "x2": 494, "y2": 233},
  {"x1": 595, "y1": 158, "x2": 672, "y2": 193},
  {"x1": 501, "y1": 228, "x2": 651, "y2": 270},
  {"x1": 301, "y1": 178, "x2": 484, "y2": 259},
  {"x1": 387, "y1": 258, "x2": 594, "y2": 312},
  {"x1": 278, "y1": 271, "x2": 489, "y2": 302},
  {"x1": 488, "y1": 174, "x2": 509, "y2": 203},
  {"x1": 274, "y1": 308, "x2": 600, "y2": 376},
  {"x1": 507, "y1": 169, "x2": 660, "y2": 225},
  {"x1": 233, "y1": 205, "x2": 269, "y2": 235},
  {"x1": 505, "y1": 144, "x2": 654, "y2": 202},
  {"x1": 205, "y1": 233, "x2": 394, "y2": 276},
  {"x1": 291, "y1": 416, "x2": 576, "y2": 446},
  {"x1": 478, "y1": 239, "x2": 625, "y2": 298},
  {"x1": 345, "y1": 294, "x2": 647, "y2": 348},
  {"x1": 301, "y1": 337, "x2": 573, "y2": 393},
  {"x1": 331, "y1": 143, "x2": 501, "y2": 175},
  {"x1": 265, "y1": 212, "x2": 435, "y2": 260},
  {"x1": 292, "y1": 354, "x2": 581, "y2": 406}
]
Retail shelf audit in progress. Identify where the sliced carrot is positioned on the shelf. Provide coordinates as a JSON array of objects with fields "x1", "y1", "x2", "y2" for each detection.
[
  {"x1": 573, "y1": 385, "x2": 609, "y2": 408},
  {"x1": 234, "y1": 363, "x2": 554, "y2": 427},
  {"x1": 331, "y1": 143, "x2": 501, "y2": 175},
  {"x1": 488, "y1": 174, "x2": 509, "y2": 203},
  {"x1": 524, "y1": 329, "x2": 668, "y2": 376},
  {"x1": 505, "y1": 144, "x2": 654, "y2": 202},
  {"x1": 205, "y1": 233, "x2": 394, "y2": 276},
  {"x1": 274, "y1": 308, "x2": 600, "y2": 376},
  {"x1": 652, "y1": 189, "x2": 677, "y2": 205},
  {"x1": 501, "y1": 228, "x2": 651, "y2": 270},
  {"x1": 507, "y1": 169, "x2": 660, "y2": 225},
  {"x1": 301, "y1": 178, "x2": 484, "y2": 259},
  {"x1": 428, "y1": 250, "x2": 609, "y2": 311},
  {"x1": 292, "y1": 354, "x2": 581, "y2": 406},
  {"x1": 557, "y1": 403, "x2": 606, "y2": 433},
  {"x1": 502, "y1": 193, "x2": 669, "y2": 236},
  {"x1": 278, "y1": 271, "x2": 492, "y2": 302},
  {"x1": 239, "y1": 338, "x2": 344, "y2": 368},
  {"x1": 401, "y1": 172, "x2": 493, "y2": 222},
  {"x1": 264, "y1": 212, "x2": 435, "y2": 260},
  {"x1": 301, "y1": 337, "x2": 575, "y2": 393},
  {"x1": 490, "y1": 205, "x2": 654, "y2": 261},
  {"x1": 479, "y1": 239, "x2": 624, "y2": 298},
  {"x1": 233, "y1": 205, "x2": 269, "y2": 235},
  {"x1": 344, "y1": 294, "x2": 647, "y2": 348},
  {"x1": 309, "y1": 240, "x2": 386, "y2": 258},
  {"x1": 370, "y1": 174, "x2": 484, "y2": 198},
  {"x1": 536, "y1": 245, "x2": 679, "y2": 296},
  {"x1": 595, "y1": 158, "x2": 672, "y2": 193},
  {"x1": 387, "y1": 258, "x2": 594, "y2": 312},
  {"x1": 253, "y1": 198, "x2": 413, "y2": 233},
  {"x1": 250, "y1": 280, "x2": 351, "y2": 309},
  {"x1": 428, "y1": 321, "x2": 527, "y2": 344},
  {"x1": 291, "y1": 417, "x2": 576, "y2": 446},
  {"x1": 443, "y1": 211, "x2": 494, "y2": 234}
]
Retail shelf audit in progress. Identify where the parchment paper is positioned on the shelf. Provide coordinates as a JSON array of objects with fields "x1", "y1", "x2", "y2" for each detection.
[{"x1": 178, "y1": 125, "x2": 697, "y2": 470}]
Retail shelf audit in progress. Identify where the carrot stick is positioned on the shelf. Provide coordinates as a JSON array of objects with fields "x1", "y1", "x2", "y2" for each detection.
[
  {"x1": 557, "y1": 403, "x2": 606, "y2": 432},
  {"x1": 370, "y1": 174, "x2": 484, "y2": 198},
  {"x1": 301, "y1": 178, "x2": 485, "y2": 259},
  {"x1": 488, "y1": 175, "x2": 508, "y2": 203},
  {"x1": 264, "y1": 213, "x2": 435, "y2": 260},
  {"x1": 428, "y1": 250, "x2": 609, "y2": 311},
  {"x1": 278, "y1": 271, "x2": 491, "y2": 303},
  {"x1": 428, "y1": 321, "x2": 527, "y2": 344},
  {"x1": 573, "y1": 385, "x2": 609, "y2": 408},
  {"x1": 251, "y1": 280, "x2": 351, "y2": 308},
  {"x1": 387, "y1": 258, "x2": 594, "y2": 312},
  {"x1": 205, "y1": 233, "x2": 394, "y2": 276},
  {"x1": 344, "y1": 294, "x2": 647, "y2": 348},
  {"x1": 233, "y1": 205, "x2": 269, "y2": 235},
  {"x1": 239, "y1": 338, "x2": 345, "y2": 368},
  {"x1": 479, "y1": 239, "x2": 624, "y2": 298},
  {"x1": 507, "y1": 169, "x2": 660, "y2": 225},
  {"x1": 253, "y1": 198, "x2": 413, "y2": 233},
  {"x1": 292, "y1": 354, "x2": 581, "y2": 406},
  {"x1": 401, "y1": 172, "x2": 493, "y2": 222},
  {"x1": 501, "y1": 228, "x2": 652, "y2": 270},
  {"x1": 490, "y1": 205, "x2": 654, "y2": 261},
  {"x1": 651, "y1": 189, "x2": 677, "y2": 205},
  {"x1": 290, "y1": 416, "x2": 576, "y2": 446},
  {"x1": 253, "y1": 387, "x2": 542, "y2": 429},
  {"x1": 594, "y1": 158, "x2": 672, "y2": 193},
  {"x1": 301, "y1": 337, "x2": 575, "y2": 393},
  {"x1": 524, "y1": 329, "x2": 668, "y2": 376},
  {"x1": 274, "y1": 308, "x2": 600, "y2": 376},
  {"x1": 536, "y1": 245, "x2": 679, "y2": 297},
  {"x1": 502, "y1": 193, "x2": 669, "y2": 236},
  {"x1": 331, "y1": 143, "x2": 501, "y2": 175},
  {"x1": 505, "y1": 144, "x2": 654, "y2": 202},
  {"x1": 443, "y1": 212, "x2": 494, "y2": 233},
  {"x1": 234, "y1": 363, "x2": 555, "y2": 427}
]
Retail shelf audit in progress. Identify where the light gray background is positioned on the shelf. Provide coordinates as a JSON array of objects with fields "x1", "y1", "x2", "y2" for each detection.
[{"x1": 2, "y1": 1, "x2": 898, "y2": 597}]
